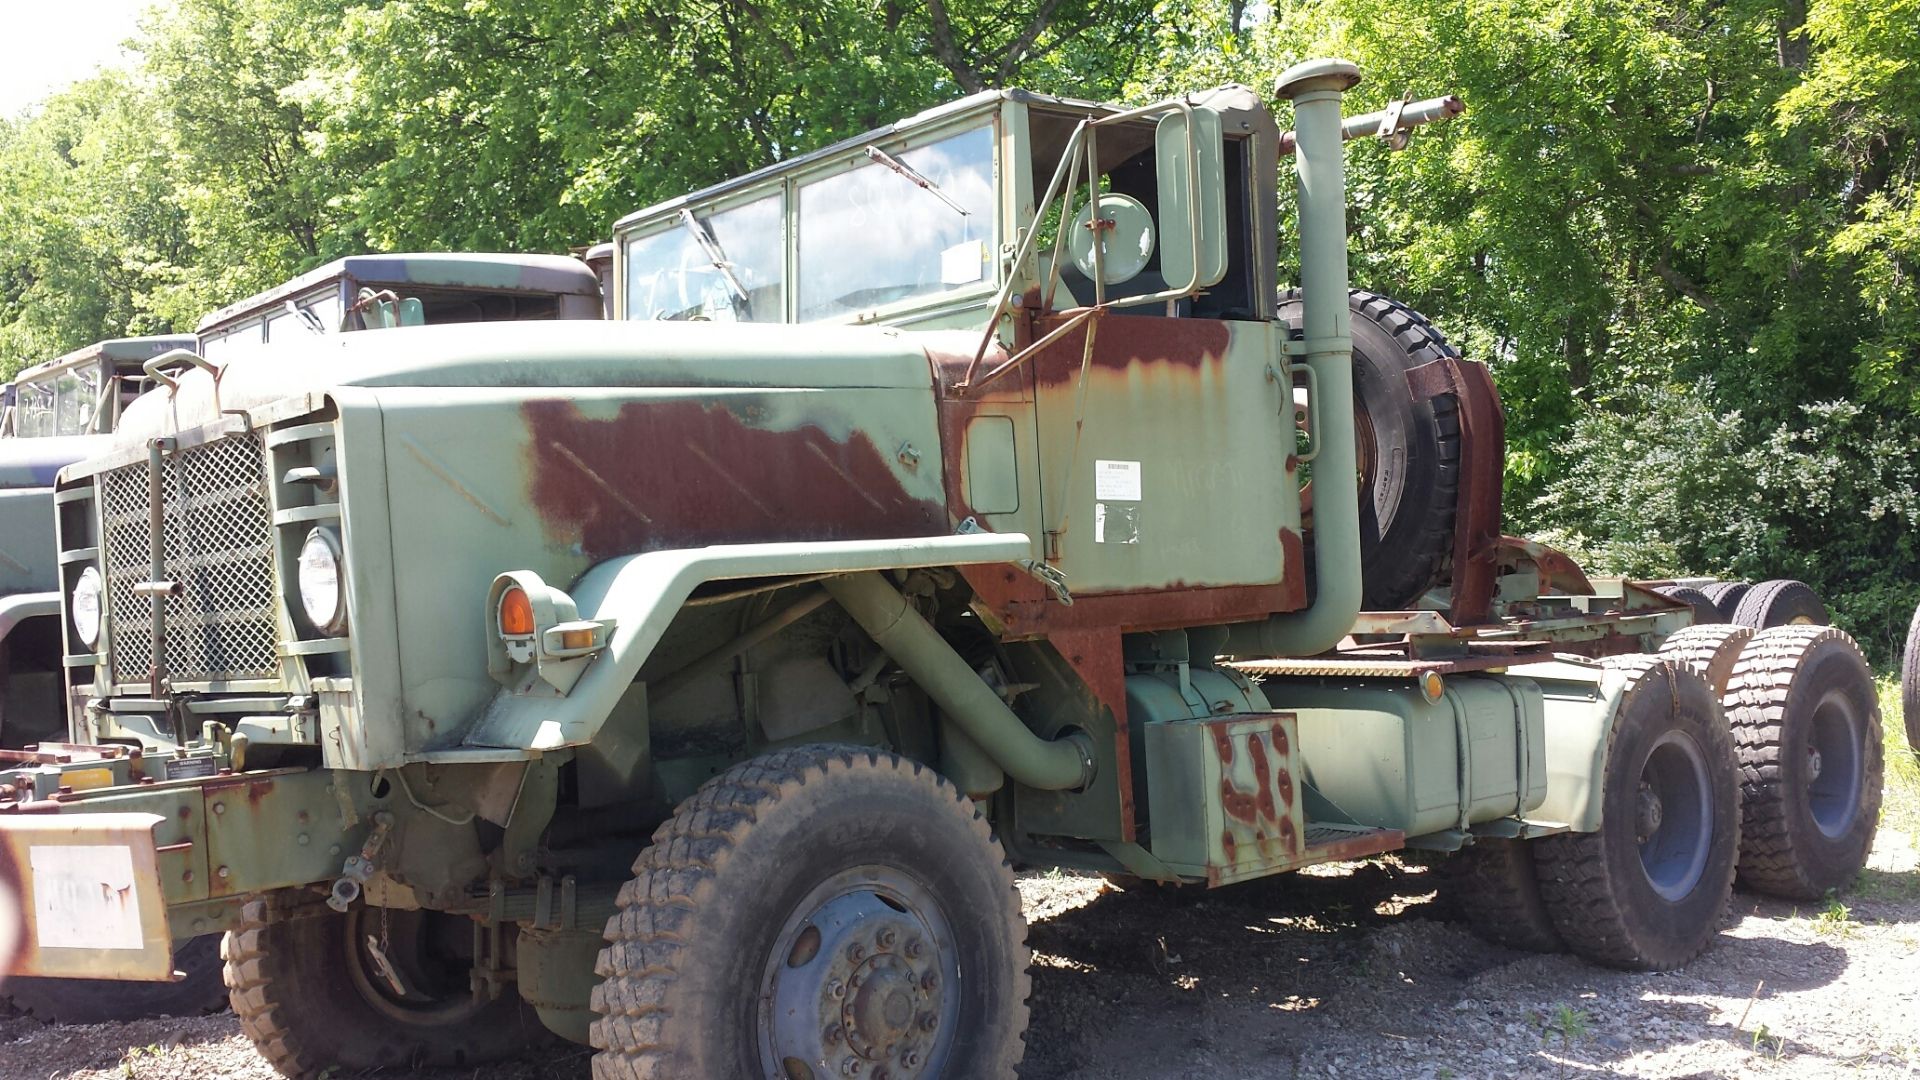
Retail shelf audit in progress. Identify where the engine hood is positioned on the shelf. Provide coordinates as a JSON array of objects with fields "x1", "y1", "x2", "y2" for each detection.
[
  {"x1": 109, "y1": 319, "x2": 968, "y2": 453},
  {"x1": 0, "y1": 435, "x2": 111, "y2": 488}
]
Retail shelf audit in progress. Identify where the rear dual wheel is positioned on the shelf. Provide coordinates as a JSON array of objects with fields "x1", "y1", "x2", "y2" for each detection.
[
  {"x1": 1726, "y1": 626, "x2": 1882, "y2": 899},
  {"x1": 1532, "y1": 658, "x2": 1740, "y2": 970}
]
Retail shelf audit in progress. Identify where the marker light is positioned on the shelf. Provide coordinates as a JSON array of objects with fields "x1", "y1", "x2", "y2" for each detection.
[{"x1": 498, "y1": 587, "x2": 535, "y2": 636}]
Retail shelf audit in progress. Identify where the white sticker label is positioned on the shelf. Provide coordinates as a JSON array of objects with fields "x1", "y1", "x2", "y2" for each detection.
[
  {"x1": 1094, "y1": 459, "x2": 1142, "y2": 501},
  {"x1": 30, "y1": 845, "x2": 145, "y2": 951},
  {"x1": 940, "y1": 240, "x2": 987, "y2": 285}
]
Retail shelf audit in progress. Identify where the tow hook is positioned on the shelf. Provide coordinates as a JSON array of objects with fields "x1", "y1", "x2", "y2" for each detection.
[{"x1": 328, "y1": 810, "x2": 395, "y2": 912}]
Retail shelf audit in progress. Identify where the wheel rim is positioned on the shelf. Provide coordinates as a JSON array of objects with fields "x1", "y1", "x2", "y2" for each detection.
[
  {"x1": 758, "y1": 866, "x2": 961, "y2": 1080},
  {"x1": 1789, "y1": 614, "x2": 1817, "y2": 626},
  {"x1": 1635, "y1": 730, "x2": 1715, "y2": 901},
  {"x1": 341, "y1": 907, "x2": 482, "y2": 1027},
  {"x1": 1806, "y1": 689, "x2": 1865, "y2": 838}
]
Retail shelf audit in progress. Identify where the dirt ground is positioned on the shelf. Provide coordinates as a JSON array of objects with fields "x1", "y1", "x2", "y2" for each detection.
[{"x1": 6, "y1": 711, "x2": 1918, "y2": 1080}]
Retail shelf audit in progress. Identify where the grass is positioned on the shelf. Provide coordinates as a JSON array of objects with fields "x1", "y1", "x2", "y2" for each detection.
[
  {"x1": 1876, "y1": 676, "x2": 1919, "y2": 839},
  {"x1": 1545, "y1": 1004, "x2": 1591, "y2": 1043},
  {"x1": 1813, "y1": 896, "x2": 1854, "y2": 936}
]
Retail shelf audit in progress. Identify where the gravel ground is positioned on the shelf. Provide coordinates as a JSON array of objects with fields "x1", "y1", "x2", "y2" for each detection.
[{"x1": 6, "y1": 706, "x2": 1917, "y2": 1080}]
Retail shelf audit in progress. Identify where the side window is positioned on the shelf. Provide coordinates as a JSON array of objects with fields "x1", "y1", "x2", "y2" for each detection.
[
  {"x1": 53, "y1": 369, "x2": 97, "y2": 435},
  {"x1": 624, "y1": 194, "x2": 784, "y2": 323},
  {"x1": 15, "y1": 382, "x2": 54, "y2": 438},
  {"x1": 797, "y1": 125, "x2": 996, "y2": 322}
]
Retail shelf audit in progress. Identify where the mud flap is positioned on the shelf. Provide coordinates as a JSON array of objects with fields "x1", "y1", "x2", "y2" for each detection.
[{"x1": 0, "y1": 812, "x2": 177, "y2": 981}]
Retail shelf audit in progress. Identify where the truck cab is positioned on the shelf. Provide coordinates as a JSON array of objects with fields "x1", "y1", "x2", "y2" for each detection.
[{"x1": 196, "y1": 251, "x2": 604, "y2": 359}]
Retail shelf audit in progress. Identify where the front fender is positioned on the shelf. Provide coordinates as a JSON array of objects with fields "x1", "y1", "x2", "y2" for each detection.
[
  {"x1": 463, "y1": 532, "x2": 1034, "y2": 751},
  {"x1": 0, "y1": 593, "x2": 60, "y2": 647}
]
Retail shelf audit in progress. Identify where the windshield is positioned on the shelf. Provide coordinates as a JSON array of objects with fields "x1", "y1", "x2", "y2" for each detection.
[
  {"x1": 797, "y1": 124, "x2": 995, "y2": 321},
  {"x1": 5, "y1": 364, "x2": 99, "y2": 438},
  {"x1": 624, "y1": 194, "x2": 785, "y2": 323}
]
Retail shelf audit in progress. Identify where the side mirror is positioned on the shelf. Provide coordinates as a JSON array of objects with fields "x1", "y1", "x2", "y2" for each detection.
[{"x1": 1154, "y1": 107, "x2": 1228, "y2": 291}]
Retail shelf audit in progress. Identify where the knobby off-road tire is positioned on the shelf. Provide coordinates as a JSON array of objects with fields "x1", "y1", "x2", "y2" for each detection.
[
  {"x1": 590, "y1": 744, "x2": 1029, "y2": 1080},
  {"x1": 1701, "y1": 580, "x2": 1752, "y2": 620},
  {"x1": 1731, "y1": 579, "x2": 1828, "y2": 629},
  {"x1": 1533, "y1": 657, "x2": 1739, "y2": 970},
  {"x1": 1902, "y1": 601, "x2": 1920, "y2": 753},
  {"x1": 224, "y1": 891, "x2": 545, "y2": 1079},
  {"x1": 1281, "y1": 289, "x2": 1463, "y2": 611},
  {"x1": 1726, "y1": 625, "x2": 1883, "y2": 900},
  {"x1": 5, "y1": 934, "x2": 227, "y2": 1023},
  {"x1": 1443, "y1": 838, "x2": 1564, "y2": 953},
  {"x1": 1656, "y1": 585, "x2": 1723, "y2": 628},
  {"x1": 1658, "y1": 623, "x2": 1756, "y2": 699}
]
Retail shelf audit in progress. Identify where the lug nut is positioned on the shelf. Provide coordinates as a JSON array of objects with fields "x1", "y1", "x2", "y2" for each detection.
[
  {"x1": 848, "y1": 943, "x2": 865, "y2": 962},
  {"x1": 903, "y1": 939, "x2": 923, "y2": 959},
  {"x1": 825, "y1": 1024, "x2": 844, "y2": 1044},
  {"x1": 919, "y1": 1013, "x2": 938, "y2": 1032},
  {"x1": 830, "y1": 980, "x2": 846, "y2": 999},
  {"x1": 903, "y1": 1050, "x2": 922, "y2": 1067},
  {"x1": 841, "y1": 1058, "x2": 863, "y2": 1077},
  {"x1": 878, "y1": 929, "x2": 896, "y2": 948},
  {"x1": 920, "y1": 972, "x2": 938, "y2": 991}
]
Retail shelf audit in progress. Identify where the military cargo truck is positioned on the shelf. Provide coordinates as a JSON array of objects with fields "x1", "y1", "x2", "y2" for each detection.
[{"x1": 0, "y1": 60, "x2": 1881, "y2": 1080}]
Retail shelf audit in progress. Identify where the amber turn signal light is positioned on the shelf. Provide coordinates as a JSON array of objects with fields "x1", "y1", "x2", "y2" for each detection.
[{"x1": 499, "y1": 587, "x2": 535, "y2": 636}]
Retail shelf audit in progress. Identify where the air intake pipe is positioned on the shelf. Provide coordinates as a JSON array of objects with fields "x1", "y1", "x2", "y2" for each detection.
[
  {"x1": 825, "y1": 571, "x2": 1095, "y2": 791},
  {"x1": 1225, "y1": 59, "x2": 1366, "y2": 660}
]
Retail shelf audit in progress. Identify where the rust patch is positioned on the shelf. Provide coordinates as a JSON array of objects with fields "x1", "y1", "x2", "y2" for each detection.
[
  {"x1": 1023, "y1": 311, "x2": 1233, "y2": 388},
  {"x1": 523, "y1": 399, "x2": 944, "y2": 560},
  {"x1": 962, "y1": 563, "x2": 1304, "y2": 638},
  {"x1": 1045, "y1": 628, "x2": 1134, "y2": 843}
]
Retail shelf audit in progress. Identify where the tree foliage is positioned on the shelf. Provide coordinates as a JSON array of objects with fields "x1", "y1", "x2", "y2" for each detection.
[{"x1": 0, "y1": 0, "x2": 1913, "y2": 655}]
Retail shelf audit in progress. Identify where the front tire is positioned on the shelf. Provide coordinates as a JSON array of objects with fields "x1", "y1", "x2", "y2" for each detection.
[
  {"x1": 590, "y1": 744, "x2": 1029, "y2": 1080},
  {"x1": 1533, "y1": 657, "x2": 1739, "y2": 970},
  {"x1": 1727, "y1": 626, "x2": 1882, "y2": 899},
  {"x1": 224, "y1": 892, "x2": 545, "y2": 1079}
]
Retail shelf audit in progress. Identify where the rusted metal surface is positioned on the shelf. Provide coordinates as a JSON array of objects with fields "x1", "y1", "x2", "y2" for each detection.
[
  {"x1": 0, "y1": 811, "x2": 176, "y2": 980},
  {"x1": 1044, "y1": 627, "x2": 1134, "y2": 842},
  {"x1": 1205, "y1": 712, "x2": 1304, "y2": 887},
  {"x1": 523, "y1": 399, "x2": 946, "y2": 561},
  {"x1": 1229, "y1": 644, "x2": 1549, "y2": 678},
  {"x1": 1493, "y1": 535, "x2": 1594, "y2": 596},
  {"x1": 1409, "y1": 355, "x2": 1505, "y2": 626},
  {"x1": 1299, "y1": 822, "x2": 1406, "y2": 863}
]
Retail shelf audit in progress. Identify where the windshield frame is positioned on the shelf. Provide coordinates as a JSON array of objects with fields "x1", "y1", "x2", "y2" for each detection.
[{"x1": 612, "y1": 96, "x2": 1011, "y2": 329}]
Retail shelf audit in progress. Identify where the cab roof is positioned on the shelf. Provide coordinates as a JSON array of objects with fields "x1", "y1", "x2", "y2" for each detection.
[
  {"x1": 10, "y1": 335, "x2": 198, "y2": 383},
  {"x1": 194, "y1": 252, "x2": 601, "y2": 334}
]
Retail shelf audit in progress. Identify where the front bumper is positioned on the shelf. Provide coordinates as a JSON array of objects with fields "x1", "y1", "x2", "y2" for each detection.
[{"x1": 0, "y1": 812, "x2": 175, "y2": 980}]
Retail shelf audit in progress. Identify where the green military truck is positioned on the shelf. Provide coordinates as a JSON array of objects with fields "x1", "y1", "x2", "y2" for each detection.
[{"x1": 0, "y1": 61, "x2": 1882, "y2": 1080}]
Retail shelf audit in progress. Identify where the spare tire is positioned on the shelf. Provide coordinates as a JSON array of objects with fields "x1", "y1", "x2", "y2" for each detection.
[
  {"x1": 1282, "y1": 289, "x2": 1462, "y2": 611},
  {"x1": 1657, "y1": 585, "x2": 1722, "y2": 626},
  {"x1": 1902, "y1": 601, "x2": 1920, "y2": 753},
  {"x1": 1701, "y1": 581, "x2": 1751, "y2": 620},
  {"x1": 1731, "y1": 580, "x2": 1828, "y2": 629}
]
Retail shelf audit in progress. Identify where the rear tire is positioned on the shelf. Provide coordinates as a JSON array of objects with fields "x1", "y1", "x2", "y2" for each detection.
[
  {"x1": 5, "y1": 934, "x2": 227, "y2": 1023},
  {"x1": 1701, "y1": 581, "x2": 1751, "y2": 620},
  {"x1": 1532, "y1": 657, "x2": 1739, "y2": 970},
  {"x1": 590, "y1": 744, "x2": 1029, "y2": 1080},
  {"x1": 1901, "y1": 602, "x2": 1920, "y2": 753},
  {"x1": 1727, "y1": 626, "x2": 1882, "y2": 900},
  {"x1": 1443, "y1": 838, "x2": 1564, "y2": 953},
  {"x1": 1658, "y1": 623, "x2": 1755, "y2": 699},
  {"x1": 1282, "y1": 289, "x2": 1462, "y2": 611},
  {"x1": 1731, "y1": 579, "x2": 1827, "y2": 629},
  {"x1": 224, "y1": 892, "x2": 545, "y2": 1079},
  {"x1": 1656, "y1": 586, "x2": 1722, "y2": 627}
]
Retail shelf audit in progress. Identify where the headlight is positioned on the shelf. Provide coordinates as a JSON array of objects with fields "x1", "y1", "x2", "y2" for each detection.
[
  {"x1": 297, "y1": 528, "x2": 348, "y2": 634},
  {"x1": 70, "y1": 566, "x2": 103, "y2": 648}
]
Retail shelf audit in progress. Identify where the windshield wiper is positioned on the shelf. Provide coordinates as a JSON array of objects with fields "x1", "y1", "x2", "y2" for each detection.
[
  {"x1": 864, "y1": 145, "x2": 971, "y2": 218},
  {"x1": 678, "y1": 208, "x2": 751, "y2": 304}
]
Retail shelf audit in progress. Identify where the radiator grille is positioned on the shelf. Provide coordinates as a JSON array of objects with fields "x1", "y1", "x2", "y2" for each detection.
[{"x1": 99, "y1": 433, "x2": 279, "y2": 684}]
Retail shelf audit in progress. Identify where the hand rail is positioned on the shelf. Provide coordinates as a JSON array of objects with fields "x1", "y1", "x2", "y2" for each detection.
[{"x1": 142, "y1": 349, "x2": 224, "y2": 394}]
